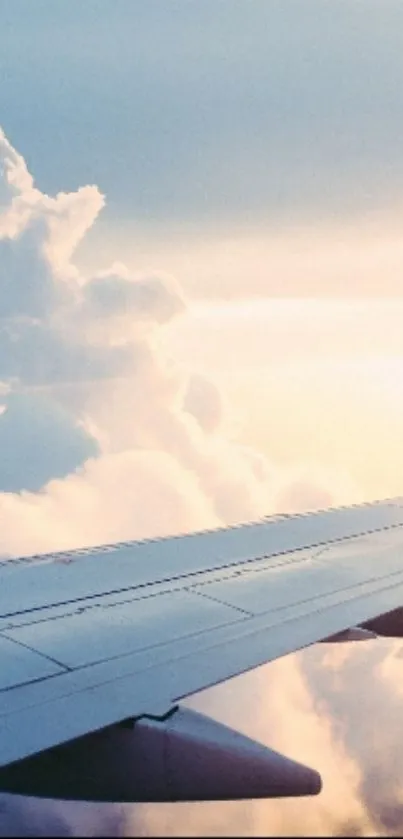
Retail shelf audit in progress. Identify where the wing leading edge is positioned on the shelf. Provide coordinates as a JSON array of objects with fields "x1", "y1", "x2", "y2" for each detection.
[{"x1": 1, "y1": 498, "x2": 403, "y2": 799}]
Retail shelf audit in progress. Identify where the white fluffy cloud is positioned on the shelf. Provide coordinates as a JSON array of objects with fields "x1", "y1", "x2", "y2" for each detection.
[
  {"x1": 0, "y1": 125, "x2": 342, "y2": 543},
  {"x1": 128, "y1": 653, "x2": 377, "y2": 837}
]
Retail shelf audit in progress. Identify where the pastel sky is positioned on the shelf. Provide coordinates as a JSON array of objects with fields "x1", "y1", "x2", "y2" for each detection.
[
  {"x1": 1, "y1": 2, "x2": 403, "y2": 836},
  {"x1": 2, "y1": 0, "x2": 403, "y2": 297}
]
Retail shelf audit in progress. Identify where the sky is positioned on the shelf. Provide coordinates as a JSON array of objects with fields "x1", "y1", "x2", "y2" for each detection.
[
  {"x1": 1, "y1": 1, "x2": 403, "y2": 836},
  {"x1": 2, "y1": 0, "x2": 403, "y2": 297}
]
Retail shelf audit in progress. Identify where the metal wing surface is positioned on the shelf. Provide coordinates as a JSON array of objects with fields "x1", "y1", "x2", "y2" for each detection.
[{"x1": 2, "y1": 498, "x2": 403, "y2": 769}]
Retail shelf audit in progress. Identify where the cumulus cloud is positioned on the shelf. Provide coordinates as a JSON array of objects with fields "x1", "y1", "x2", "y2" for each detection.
[
  {"x1": 0, "y1": 450, "x2": 220, "y2": 558},
  {"x1": 127, "y1": 654, "x2": 377, "y2": 837},
  {"x1": 272, "y1": 463, "x2": 360, "y2": 515},
  {"x1": 0, "y1": 796, "x2": 128, "y2": 837},
  {"x1": 293, "y1": 640, "x2": 403, "y2": 836},
  {"x1": 183, "y1": 373, "x2": 224, "y2": 433},
  {"x1": 0, "y1": 126, "x2": 397, "y2": 837},
  {"x1": 82, "y1": 263, "x2": 184, "y2": 324},
  {"x1": 0, "y1": 126, "x2": 346, "y2": 530},
  {"x1": 0, "y1": 392, "x2": 99, "y2": 493},
  {"x1": 0, "y1": 128, "x2": 39, "y2": 238}
]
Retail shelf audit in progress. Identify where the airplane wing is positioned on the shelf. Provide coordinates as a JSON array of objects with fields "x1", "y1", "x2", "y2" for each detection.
[{"x1": 1, "y1": 497, "x2": 403, "y2": 802}]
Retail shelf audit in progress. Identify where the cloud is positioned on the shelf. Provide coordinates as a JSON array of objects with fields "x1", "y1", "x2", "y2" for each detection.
[
  {"x1": 82, "y1": 264, "x2": 184, "y2": 324},
  {"x1": 0, "y1": 796, "x2": 127, "y2": 837},
  {"x1": 0, "y1": 128, "x2": 39, "y2": 237},
  {"x1": 295, "y1": 640, "x2": 403, "y2": 836},
  {"x1": 0, "y1": 450, "x2": 220, "y2": 558},
  {"x1": 0, "y1": 796, "x2": 74, "y2": 837},
  {"x1": 0, "y1": 392, "x2": 99, "y2": 493},
  {"x1": 0, "y1": 127, "x2": 287, "y2": 531},
  {"x1": 271, "y1": 463, "x2": 360, "y2": 514},
  {"x1": 183, "y1": 373, "x2": 224, "y2": 433},
  {"x1": 127, "y1": 653, "x2": 376, "y2": 837}
]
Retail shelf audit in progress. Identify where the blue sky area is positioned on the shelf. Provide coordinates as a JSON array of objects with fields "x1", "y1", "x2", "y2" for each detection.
[{"x1": 1, "y1": 0, "x2": 403, "y2": 236}]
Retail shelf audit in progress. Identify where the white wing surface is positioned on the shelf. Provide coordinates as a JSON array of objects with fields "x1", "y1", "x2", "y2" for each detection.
[{"x1": 2, "y1": 498, "x2": 403, "y2": 772}]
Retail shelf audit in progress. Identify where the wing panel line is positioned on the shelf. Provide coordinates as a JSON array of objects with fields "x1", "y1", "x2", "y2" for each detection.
[{"x1": 2, "y1": 518, "x2": 403, "y2": 621}]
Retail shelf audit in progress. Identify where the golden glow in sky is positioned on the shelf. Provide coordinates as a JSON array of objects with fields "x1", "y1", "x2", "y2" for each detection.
[{"x1": 163, "y1": 299, "x2": 403, "y2": 503}]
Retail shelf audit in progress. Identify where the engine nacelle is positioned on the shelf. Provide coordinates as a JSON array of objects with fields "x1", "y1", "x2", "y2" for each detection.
[
  {"x1": 360, "y1": 607, "x2": 403, "y2": 638},
  {"x1": 0, "y1": 706, "x2": 322, "y2": 802},
  {"x1": 322, "y1": 626, "x2": 378, "y2": 643},
  {"x1": 321, "y1": 607, "x2": 403, "y2": 645}
]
